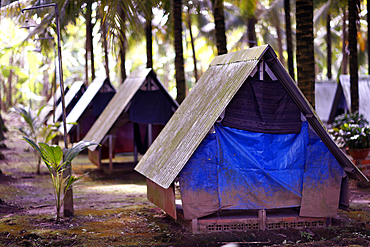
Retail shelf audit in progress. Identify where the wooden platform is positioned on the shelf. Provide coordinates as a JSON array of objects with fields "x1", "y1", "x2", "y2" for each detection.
[
  {"x1": 99, "y1": 161, "x2": 137, "y2": 173},
  {"x1": 88, "y1": 148, "x2": 142, "y2": 173},
  {"x1": 176, "y1": 206, "x2": 328, "y2": 234}
]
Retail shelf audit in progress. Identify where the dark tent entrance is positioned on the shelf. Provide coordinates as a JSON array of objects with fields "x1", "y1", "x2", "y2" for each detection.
[{"x1": 113, "y1": 82, "x2": 176, "y2": 154}]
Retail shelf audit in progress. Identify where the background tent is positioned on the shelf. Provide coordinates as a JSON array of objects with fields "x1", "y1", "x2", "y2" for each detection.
[
  {"x1": 59, "y1": 75, "x2": 115, "y2": 143},
  {"x1": 339, "y1": 75, "x2": 370, "y2": 122},
  {"x1": 46, "y1": 81, "x2": 86, "y2": 125},
  {"x1": 84, "y1": 68, "x2": 178, "y2": 173},
  {"x1": 135, "y1": 45, "x2": 367, "y2": 233}
]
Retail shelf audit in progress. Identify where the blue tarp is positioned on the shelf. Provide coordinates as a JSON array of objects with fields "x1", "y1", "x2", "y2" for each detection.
[{"x1": 179, "y1": 121, "x2": 345, "y2": 219}]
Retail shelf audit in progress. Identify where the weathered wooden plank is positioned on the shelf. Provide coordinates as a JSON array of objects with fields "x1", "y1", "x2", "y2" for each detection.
[{"x1": 146, "y1": 178, "x2": 176, "y2": 220}]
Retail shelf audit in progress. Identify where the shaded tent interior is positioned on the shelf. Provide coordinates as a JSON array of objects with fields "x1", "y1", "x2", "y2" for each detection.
[
  {"x1": 134, "y1": 45, "x2": 368, "y2": 234},
  {"x1": 83, "y1": 68, "x2": 178, "y2": 173},
  {"x1": 38, "y1": 85, "x2": 70, "y2": 124},
  {"x1": 46, "y1": 81, "x2": 86, "y2": 125},
  {"x1": 59, "y1": 75, "x2": 115, "y2": 143}
]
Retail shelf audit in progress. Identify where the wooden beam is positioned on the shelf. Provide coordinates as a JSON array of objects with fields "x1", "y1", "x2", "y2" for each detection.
[{"x1": 146, "y1": 178, "x2": 177, "y2": 219}]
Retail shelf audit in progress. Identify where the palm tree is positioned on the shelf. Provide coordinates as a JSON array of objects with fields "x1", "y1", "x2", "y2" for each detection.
[
  {"x1": 285, "y1": 0, "x2": 295, "y2": 79},
  {"x1": 173, "y1": 0, "x2": 186, "y2": 104},
  {"x1": 296, "y1": 0, "x2": 315, "y2": 107},
  {"x1": 118, "y1": 7, "x2": 127, "y2": 82},
  {"x1": 341, "y1": 8, "x2": 348, "y2": 74},
  {"x1": 85, "y1": 0, "x2": 95, "y2": 84},
  {"x1": 348, "y1": 0, "x2": 359, "y2": 112},
  {"x1": 145, "y1": 1, "x2": 153, "y2": 68},
  {"x1": 186, "y1": 2, "x2": 199, "y2": 81},
  {"x1": 212, "y1": 0, "x2": 227, "y2": 54},
  {"x1": 326, "y1": 12, "x2": 332, "y2": 79}
]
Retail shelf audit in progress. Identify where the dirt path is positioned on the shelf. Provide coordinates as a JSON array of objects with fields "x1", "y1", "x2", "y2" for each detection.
[
  {"x1": 0, "y1": 112, "x2": 150, "y2": 215},
  {"x1": 2, "y1": 112, "x2": 370, "y2": 246}
]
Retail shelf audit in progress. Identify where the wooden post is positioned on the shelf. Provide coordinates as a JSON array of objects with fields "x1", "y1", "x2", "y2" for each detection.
[
  {"x1": 108, "y1": 135, "x2": 113, "y2": 173},
  {"x1": 98, "y1": 146, "x2": 102, "y2": 170},
  {"x1": 148, "y1": 124, "x2": 153, "y2": 147},
  {"x1": 134, "y1": 137, "x2": 138, "y2": 162},
  {"x1": 192, "y1": 219, "x2": 198, "y2": 234},
  {"x1": 259, "y1": 59, "x2": 264, "y2": 80},
  {"x1": 258, "y1": 209, "x2": 266, "y2": 230},
  {"x1": 76, "y1": 123, "x2": 80, "y2": 142}
]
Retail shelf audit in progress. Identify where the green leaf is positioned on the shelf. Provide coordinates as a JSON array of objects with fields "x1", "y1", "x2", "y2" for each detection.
[
  {"x1": 45, "y1": 131, "x2": 59, "y2": 143},
  {"x1": 23, "y1": 136, "x2": 42, "y2": 156},
  {"x1": 15, "y1": 107, "x2": 38, "y2": 137},
  {"x1": 64, "y1": 173, "x2": 87, "y2": 193},
  {"x1": 64, "y1": 140, "x2": 99, "y2": 164},
  {"x1": 37, "y1": 105, "x2": 47, "y2": 117},
  {"x1": 39, "y1": 143, "x2": 63, "y2": 170}
]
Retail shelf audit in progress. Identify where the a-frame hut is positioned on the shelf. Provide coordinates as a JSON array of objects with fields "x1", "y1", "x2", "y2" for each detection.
[
  {"x1": 135, "y1": 45, "x2": 368, "y2": 233},
  {"x1": 58, "y1": 75, "x2": 115, "y2": 143},
  {"x1": 46, "y1": 81, "x2": 86, "y2": 125},
  {"x1": 84, "y1": 68, "x2": 178, "y2": 173},
  {"x1": 38, "y1": 84, "x2": 69, "y2": 124}
]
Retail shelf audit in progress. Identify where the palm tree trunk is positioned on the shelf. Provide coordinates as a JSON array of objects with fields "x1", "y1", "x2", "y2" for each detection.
[
  {"x1": 327, "y1": 13, "x2": 332, "y2": 79},
  {"x1": 348, "y1": 0, "x2": 359, "y2": 112},
  {"x1": 341, "y1": 9, "x2": 348, "y2": 74},
  {"x1": 43, "y1": 57, "x2": 49, "y2": 101},
  {"x1": 275, "y1": 15, "x2": 285, "y2": 66},
  {"x1": 146, "y1": 6, "x2": 153, "y2": 69},
  {"x1": 118, "y1": 7, "x2": 127, "y2": 82},
  {"x1": 284, "y1": 0, "x2": 295, "y2": 80},
  {"x1": 247, "y1": 16, "x2": 257, "y2": 48},
  {"x1": 119, "y1": 37, "x2": 127, "y2": 82},
  {"x1": 174, "y1": 0, "x2": 186, "y2": 104},
  {"x1": 187, "y1": 7, "x2": 198, "y2": 81},
  {"x1": 102, "y1": 17, "x2": 110, "y2": 80},
  {"x1": 212, "y1": 0, "x2": 227, "y2": 55},
  {"x1": 296, "y1": 0, "x2": 315, "y2": 107},
  {"x1": 86, "y1": 1, "x2": 95, "y2": 84}
]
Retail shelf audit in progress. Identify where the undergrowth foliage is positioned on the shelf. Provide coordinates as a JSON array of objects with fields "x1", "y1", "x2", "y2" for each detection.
[
  {"x1": 15, "y1": 105, "x2": 60, "y2": 174},
  {"x1": 23, "y1": 137, "x2": 98, "y2": 220}
]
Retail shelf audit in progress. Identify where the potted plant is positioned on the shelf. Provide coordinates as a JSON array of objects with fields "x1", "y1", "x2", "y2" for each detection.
[{"x1": 329, "y1": 112, "x2": 370, "y2": 160}]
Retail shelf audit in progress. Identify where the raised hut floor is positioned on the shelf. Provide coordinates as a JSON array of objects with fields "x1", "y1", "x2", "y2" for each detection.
[
  {"x1": 88, "y1": 149, "x2": 141, "y2": 173},
  {"x1": 175, "y1": 204, "x2": 328, "y2": 234}
]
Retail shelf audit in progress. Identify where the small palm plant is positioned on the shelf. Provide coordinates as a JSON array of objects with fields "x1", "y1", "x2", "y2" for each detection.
[
  {"x1": 15, "y1": 106, "x2": 60, "y2": 174},
  {"x1": 24, "y1": 136, "x2": 98, "y2": 221}
]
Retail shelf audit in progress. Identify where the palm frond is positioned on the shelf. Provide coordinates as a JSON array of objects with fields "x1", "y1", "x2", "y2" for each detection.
[{"x1": 63, "y1": 140, "x2": 99, "y2": 165}]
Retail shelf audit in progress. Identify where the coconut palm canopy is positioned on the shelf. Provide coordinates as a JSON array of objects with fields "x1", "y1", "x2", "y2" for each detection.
[{"x1": 0, "y1": 0, "x2": 367, "y2": 119}]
